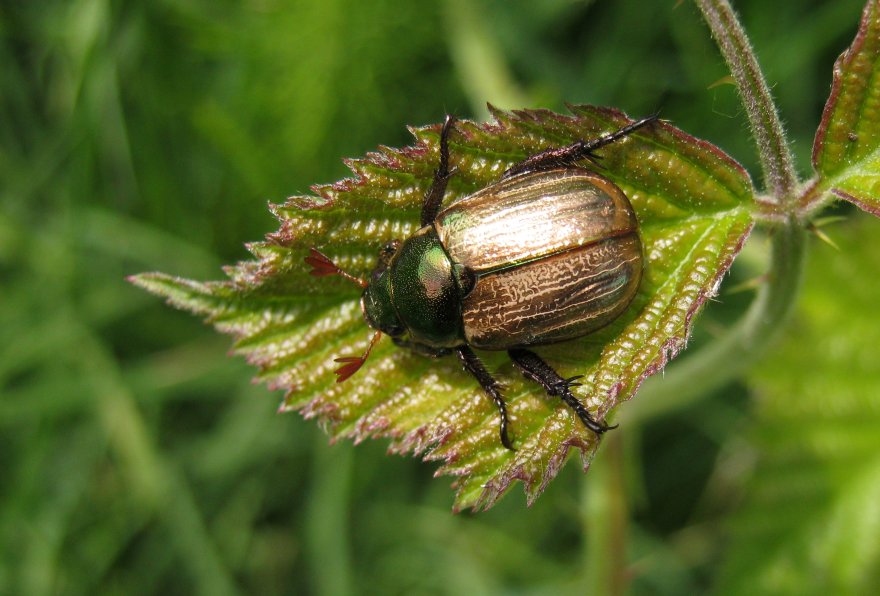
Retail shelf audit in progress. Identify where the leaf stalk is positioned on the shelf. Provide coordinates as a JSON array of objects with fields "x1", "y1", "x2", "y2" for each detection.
[{"x1": 694, "y1": 0, "x2": 800, "y2": 207}]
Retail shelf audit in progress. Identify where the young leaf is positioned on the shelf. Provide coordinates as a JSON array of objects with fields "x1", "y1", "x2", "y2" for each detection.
[
  {"x1": 810, "y1": 0, "x2": 880, "y2": 215},
  {"x1": 720, "y1": 216, "x2": 880, "y2": 594},
  {"x1": 131, "y1": 106, "x2": 755, "y2": 510}
]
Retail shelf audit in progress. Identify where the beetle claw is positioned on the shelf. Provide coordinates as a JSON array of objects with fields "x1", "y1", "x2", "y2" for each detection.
[
  {"x1": 595, "y1": 422, "x2": 619, "y2": 434},
  {"x1": 553, "y1": 375, "x2": 585, "y2": 392},
  {"x1": 500, "y1": 429, "x2": 516, "y2": 452}
]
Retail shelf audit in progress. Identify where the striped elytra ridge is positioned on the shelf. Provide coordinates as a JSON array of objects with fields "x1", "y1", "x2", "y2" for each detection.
[{"x1": 434, "y1": 168, "x2": 642, "y2": 349}]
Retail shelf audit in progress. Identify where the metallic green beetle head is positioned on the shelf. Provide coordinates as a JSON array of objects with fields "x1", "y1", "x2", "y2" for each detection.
[
  {"x1": 361, "y1": 227, "x2": 463, "y2": 347},
  {"x1": 360, "y1": 268, "x2": 404, "y2": 338},
  {"x1": 305, "y1": 229, "x2": 465, "y2": 383}
]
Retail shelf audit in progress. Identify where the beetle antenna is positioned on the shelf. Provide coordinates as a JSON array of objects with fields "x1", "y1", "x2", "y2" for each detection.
[
  {"x1": 334, "y1": 330, "x2": 383, "y2": 382},
  {"x1": 305, "y1": 247, "x2": 368, "y2": 289}
]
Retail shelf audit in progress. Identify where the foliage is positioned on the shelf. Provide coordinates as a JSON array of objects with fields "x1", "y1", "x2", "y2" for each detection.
[
  {"x1": 810, "y1": 0, "x2": 880, "y2": 215},
  {"x1": 1, "y1": 0, "x2": 877, "y2": 593},
  {"x1": 133, "y1": 106, "x2": 754, "y2": 510},
  {"x1": 721, "y1": 216, "x2": 880, "y2": 595}
]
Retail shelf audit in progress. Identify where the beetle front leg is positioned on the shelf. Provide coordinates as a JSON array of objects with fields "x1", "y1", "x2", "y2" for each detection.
[
  {"x1": 420, "y1": 115, "x2": 456, "y2": 226},
  {"x1": 502, "y1": 113, "x2": 659, "y2": 179},
  {"x1": 457, "y1": 346, "x2": 514, "y2": 451},
  {"x1": 507, "y1": 348, "x2": 616, "y2": 437}
]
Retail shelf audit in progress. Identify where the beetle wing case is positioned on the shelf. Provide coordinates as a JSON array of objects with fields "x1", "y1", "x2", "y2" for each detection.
[{"x1": 434, "y1": 168, "x2": 642, "y2": 349}]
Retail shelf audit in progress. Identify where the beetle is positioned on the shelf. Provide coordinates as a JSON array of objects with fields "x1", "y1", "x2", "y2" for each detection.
[{"x1": 307, "y1": 113, "x2": 657, "y2": 450}]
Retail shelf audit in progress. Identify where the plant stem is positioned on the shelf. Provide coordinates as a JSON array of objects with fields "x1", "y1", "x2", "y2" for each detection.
[
  {"x1": 626, "y1": 218, "x2": 805, "y2": 423},
  {"x1": 582, "y1": 432, "x2": 629, "y2": 595},
  {"x1": 306, "y1": 439, "x2": 354, "y2": 596},
  {"x1": 622, "y1": 1, "x2": 810, "y2": 421},
  {"x1": 695, "y1": 0, "x2": 800, "y2": 206}
]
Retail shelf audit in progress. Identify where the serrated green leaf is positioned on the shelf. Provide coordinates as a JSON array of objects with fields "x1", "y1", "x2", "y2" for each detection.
[
  {"x1": 812, "y1": 0, "x2": 880, "y2": 215},
  {"x1": 720, "y1": 216, "x2": 880, "y2": 594},
  {"x1": 132, "y1": 105, "x2": 755, "y2": 510}
]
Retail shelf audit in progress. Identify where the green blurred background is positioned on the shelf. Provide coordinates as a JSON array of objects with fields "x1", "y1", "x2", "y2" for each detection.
[{"x1": 3, "y1": 0, "x2": 878, "y2": 594}]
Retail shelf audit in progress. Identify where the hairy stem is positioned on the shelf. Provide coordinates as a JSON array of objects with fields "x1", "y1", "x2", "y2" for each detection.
[{"x1": 695, "y1": 0, "x2": 800, "y2": 205}]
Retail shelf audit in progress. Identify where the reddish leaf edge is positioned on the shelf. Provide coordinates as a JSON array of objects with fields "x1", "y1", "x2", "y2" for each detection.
[
  {"x1": 277, "y1": 103, "x2": 753, "y2": 221},
  {"x1": 275, "y1": 106, "x2": 754, "y2": 511},
  {"x1": 135, "y1": 105, "x2": 756, "y2": 511},
  {"x1": 806, "y1": 0, "x2": 880, "y2": 217},
  {"x1": 832, "y1": 188, "x2": 880, "y2": 217},
  {"x1": 811, "y1": 0, "x2": 878, "y2": 171},
  {"x1": 471, "y1": 219, "x2": 753, "y2": 512},
  {"x1": 327, "y1": 215, "x2": 753, "y2": 512}
]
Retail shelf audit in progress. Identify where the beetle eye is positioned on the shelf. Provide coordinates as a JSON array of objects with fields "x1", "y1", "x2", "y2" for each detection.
[
  {"x1": 383, "y1": 323, "x2": 405, "y2": 337},
  {"x1": 371, "y1": 240, "x2": 402, "y2": 281},
  {"x1": 378, "y1": 240, "x2": 401, "y2": 268},
  {"x1": 380, "y1": 239, "x2": 401, "y2": 260}
]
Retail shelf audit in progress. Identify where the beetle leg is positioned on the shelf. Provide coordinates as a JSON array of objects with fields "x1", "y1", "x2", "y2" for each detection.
[
  {"x1": 421, "y1": 114, "x2": 456, "y2": 226},
  {"x1": 502, "y1": 113, "x2": 659, "y2": 179},
  {"x1": 507, "y1": 348, "x2": 617, "y2": 436},
  {"x1": 457, "y1": 346, "x2": 515, "y2": 451}
]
